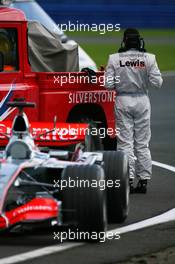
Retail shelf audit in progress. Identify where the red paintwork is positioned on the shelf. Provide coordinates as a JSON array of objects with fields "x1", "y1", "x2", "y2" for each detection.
[
  {"x1": 0, "y1": 121, "x2": 89, "y2": 146},
  {"x1": 0, "y1": 198, "x2": 58, "y2": 229},
  {"x1": 0, "y1": 7, "x2": 116, "y2": 146}
]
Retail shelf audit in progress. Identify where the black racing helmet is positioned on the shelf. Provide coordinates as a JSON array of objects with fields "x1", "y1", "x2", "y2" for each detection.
[{"x1": 118, "y1": 28, "x2": 146, "y2": 52}]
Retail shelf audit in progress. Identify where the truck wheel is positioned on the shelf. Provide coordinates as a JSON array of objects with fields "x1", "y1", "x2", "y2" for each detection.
[
  {"x1": 84, "y1": 122, "x2": 103, "y2": 151},
  {"x1": 68, "y1": 115, "x2": 103, "y2": 151},
  {"x1": 61, "y1": 164, "x2": 106, "y2": 241},
  {"x1": 103, "y1": 151, "x2": 129, "y2": 223},
  {"x1": 103, "y1": 136, "x2": 117, "y2": 150}
]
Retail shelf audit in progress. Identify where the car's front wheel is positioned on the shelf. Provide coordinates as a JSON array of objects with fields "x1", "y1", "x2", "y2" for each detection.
[
  {"x1": 103, "y1": 151, "x2": 129, "y2": 223},
  {"x1": 61, "y1": 164, "x2": 107, "y2": 241}
]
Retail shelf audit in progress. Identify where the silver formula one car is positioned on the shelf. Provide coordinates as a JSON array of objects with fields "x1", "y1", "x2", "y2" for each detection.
[{"x1": 0, "y1": 101, "x2": 129, "y2": 240}]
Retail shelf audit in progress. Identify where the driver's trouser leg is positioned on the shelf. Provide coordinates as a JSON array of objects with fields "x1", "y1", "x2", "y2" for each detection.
[{"x1": 115, "y1": 105, "x2": 135, "y2": 179}]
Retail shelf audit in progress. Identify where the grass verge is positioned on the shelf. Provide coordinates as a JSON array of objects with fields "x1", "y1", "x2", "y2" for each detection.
[{"x1": 67, "y1": 29, "x2": 175, "y2": 71}]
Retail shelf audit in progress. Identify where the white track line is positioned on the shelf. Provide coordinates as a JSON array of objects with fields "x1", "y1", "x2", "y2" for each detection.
[
  {"x1": 107, "y1": 208, "x2": 175, "y2": 237},
  {"x1": 152, "y1": 160, "x2": 175, "y2": 173},
  {"x1": 0, "y1": 160, "x2": 174, "y2": 264}
]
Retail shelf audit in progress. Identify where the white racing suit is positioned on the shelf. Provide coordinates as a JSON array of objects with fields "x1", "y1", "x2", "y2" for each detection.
[{"x1": 105, "y1": 50, "x2": 163, "y2": 179}]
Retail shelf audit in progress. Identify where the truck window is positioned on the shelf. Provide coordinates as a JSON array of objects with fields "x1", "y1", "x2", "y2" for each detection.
[{"x1": 0, "y1": 28, "x2": 19, "y2": 72}]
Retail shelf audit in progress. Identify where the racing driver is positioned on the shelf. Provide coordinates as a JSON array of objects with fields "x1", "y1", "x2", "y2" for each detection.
[{"x1": 105, "y1": 28, "x2": 163, "y2": 193}]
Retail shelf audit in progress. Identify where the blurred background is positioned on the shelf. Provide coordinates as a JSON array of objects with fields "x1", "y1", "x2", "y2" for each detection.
[{"x1": 17, "y1": 0, "x2": 175, "y2": 71}]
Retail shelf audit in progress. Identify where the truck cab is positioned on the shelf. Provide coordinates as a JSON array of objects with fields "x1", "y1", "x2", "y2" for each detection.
[{"x1": 0, "y1": 7, "x2": 116, "y2": 148}]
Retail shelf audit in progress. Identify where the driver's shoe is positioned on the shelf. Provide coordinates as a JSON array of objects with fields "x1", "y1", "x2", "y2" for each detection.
[{"x1": 135, "y1": 179, "x2": 147, "y2": 194}]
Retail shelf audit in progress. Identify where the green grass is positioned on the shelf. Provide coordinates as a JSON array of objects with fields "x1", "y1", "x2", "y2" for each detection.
[
  {"x1": 80, "y1": 43, "x2": 175, "y2": 71},
  {"x1": 66, "y1": 29, "x2": 175, "y2": 71},
  {"x1": 139, "y1": 29, "x2": 175, "y2": 37},
  {"x1": 146, "y1": 44, "x2": 175, "y2": 71},
  {"x1": 67, "y1": 29, "x2": 175, "y2": 38}
]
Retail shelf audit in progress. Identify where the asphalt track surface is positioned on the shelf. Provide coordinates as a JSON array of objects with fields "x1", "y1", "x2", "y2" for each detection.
[{"x1": 0, "y1": 75, "x2": 175, "y2": 263}]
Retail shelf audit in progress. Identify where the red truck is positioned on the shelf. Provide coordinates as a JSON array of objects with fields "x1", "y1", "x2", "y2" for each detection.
[{"x1": 0, "y1": 7, "x2": 116, "y2": 149}]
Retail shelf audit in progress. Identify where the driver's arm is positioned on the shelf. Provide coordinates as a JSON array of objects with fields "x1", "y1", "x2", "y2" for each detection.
[{"x1": 147, "y1": 55, "x2": 163, "y2": 89}]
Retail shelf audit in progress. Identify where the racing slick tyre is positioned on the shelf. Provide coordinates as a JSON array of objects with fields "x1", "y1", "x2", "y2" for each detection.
[
  {"x1": 61, "y1": 164, "x2": 107, "y2": 242},
  {"x1": 103, "y1": 151, "x2": 129, "y2": 223}
]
